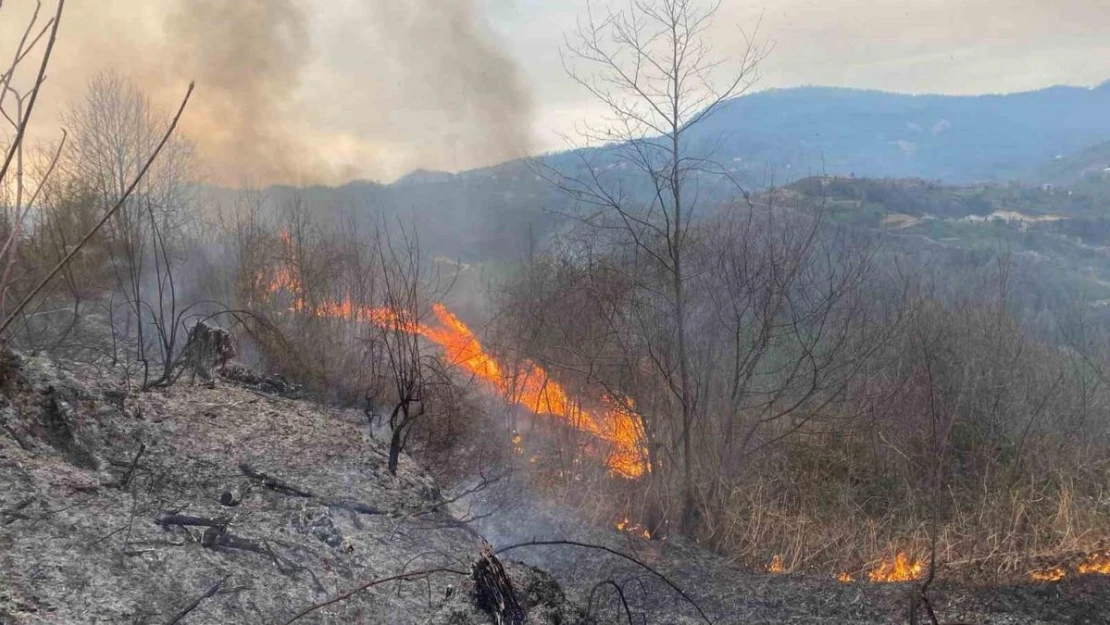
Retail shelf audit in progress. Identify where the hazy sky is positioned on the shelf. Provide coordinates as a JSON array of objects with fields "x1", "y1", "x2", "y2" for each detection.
[{"x1": 2, "y1": 0, "x2": 1108, "y2": 185}]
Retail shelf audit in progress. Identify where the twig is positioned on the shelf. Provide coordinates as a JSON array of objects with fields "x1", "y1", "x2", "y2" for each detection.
[
  {"x1": 587, "y1": 579, "x2": 635, "y2": 625},
  {"x1": 119, "y1": 442, "x2": 146, "y2": 488},
  {"x1": 239, "y1": 462, "x2": 313, "y2": 498},
  {"x1": 91, "y1": 524, "x2": 128, "y2": 546},
  {"x1": 0, "y1": 0, "x2": 63, "y2": 185},
  {"x1": 281, "y1": 566, "x2": 468, "y2": 624},
  {"x1": 0, "y1": 80, "x2": 195, "y2": 338},
  {"x1": 494, "y1": 539, "x2": 711, "y2": 624},
  {"x1": 164, "y1": 575, "x2": 229, "y2": 625}
]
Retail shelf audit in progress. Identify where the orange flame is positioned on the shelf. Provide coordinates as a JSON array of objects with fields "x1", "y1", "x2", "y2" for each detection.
[
  {"x1": 867, "y1": 552, "x2": 923, "y2": 583},
  {"x1": 257, "y1": 244, "x2": 649, "y2": 478},
  {"x1": 1029, "y1": 566, "x2": 1066, "y2": 582},
  {"x1": 837, "y1": 571, "x2": 854, "y2": 583},
  {"x1": 767, "y1": 555, "x2": 785, "y2": 574},
  {"x1": 615, "y1": 517, "x2": 652, "y2": 539},
  {"x1": 1077, "y1": 551, "x2": 1110, "y2": 575}
]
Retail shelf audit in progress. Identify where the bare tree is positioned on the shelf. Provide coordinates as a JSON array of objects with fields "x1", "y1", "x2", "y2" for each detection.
[
  {"x1": 60, "y1": 71, "x2": 196, "y2": 385},
  {"x1": 546, "y1": 0, "x2": 765, "y2": 530},
  {"x1": 376, "y1": 224, "x2": 438, "y2": 476}
]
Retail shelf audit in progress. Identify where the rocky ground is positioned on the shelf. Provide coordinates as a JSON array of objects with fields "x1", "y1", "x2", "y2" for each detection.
[{"x1": 2, "y1": 349, "x2": 1108, "y2": 624}]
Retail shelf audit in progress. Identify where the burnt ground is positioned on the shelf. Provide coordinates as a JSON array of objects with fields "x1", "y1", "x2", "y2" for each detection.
[{"x1": 1, "y1": 350, "x2": 1108, "y2": 625}]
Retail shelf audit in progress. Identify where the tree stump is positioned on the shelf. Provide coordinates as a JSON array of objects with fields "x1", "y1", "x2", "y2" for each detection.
[{"x1": 473, "y1": 542, "x2": 525, "y2": 625}]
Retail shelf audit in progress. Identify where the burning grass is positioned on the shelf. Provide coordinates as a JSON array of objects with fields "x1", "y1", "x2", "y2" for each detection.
[
  {"x1": 867, "y1": 552, "x2": 924, "y2": 583},
  {"x1": 256, "y1": 249, "x2": 650, "y2": 478},
  {"x1": 615, "y1": 517, "x2": 652, "y2": 540},
  {"x1": 1027, "y1": 550, "x2": 1110, "y2": 582}
]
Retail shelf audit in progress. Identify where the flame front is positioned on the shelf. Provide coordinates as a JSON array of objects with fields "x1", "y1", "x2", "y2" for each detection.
[
  {"x1": 767, "y1": 555, "x2": 785, "y2": 574},
  {"x1": 615, "y1": 517, "x2": 652, "y2": 539},
  {"x1": 1029, "y1": 566, "x2": 1066, "y2": 582},
  {"x1": 1077, "y1": 551, "x2": 1110, "y2": 575},
  {"x1": 257, "y1": 246, "x2": 649, "y2": 478},
  {"x1": 867, "y1": 552, "x2": 923, "y2": 583}
]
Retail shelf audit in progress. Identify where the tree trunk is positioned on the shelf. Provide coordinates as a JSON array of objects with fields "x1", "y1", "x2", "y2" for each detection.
[
  {"x1": 671, "y1": 90, "x2": 696, "y2": 533},
  {"x1": 387, "y1": 426, "x2": 403, "y2": 476}
]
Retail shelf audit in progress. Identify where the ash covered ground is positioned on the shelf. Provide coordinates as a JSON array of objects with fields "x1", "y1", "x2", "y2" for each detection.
[{"x1": 1, "y1": 350, "x2": 1107, "y2": 624}]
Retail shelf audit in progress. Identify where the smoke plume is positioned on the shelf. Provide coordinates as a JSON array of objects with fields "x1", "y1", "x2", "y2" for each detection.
[
  {"x1": 1, "y1": 0, "x2": 534, "y2": 185},
  {"x1": 165, "y1": 0, "x2": 316, "y2": 185}
]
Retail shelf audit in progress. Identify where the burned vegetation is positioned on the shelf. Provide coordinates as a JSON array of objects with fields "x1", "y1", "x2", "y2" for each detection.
[{"x1": 3, "y1": 0, "x2": 1110, "y2": 624}]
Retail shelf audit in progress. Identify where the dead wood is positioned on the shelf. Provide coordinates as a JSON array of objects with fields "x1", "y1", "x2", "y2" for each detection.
[
  {"x1": 238, "y1": 462, "x2": 381, "y2": 514},
  {"x1": 154, "y1": 512, "x2": 229, "y2": 529},
  {"x1": 164, "y1": 574, "x2": 229, "y2": 625},
  {"x1": 473, "y1": 541, "x2": 526, "y2": 625},
  {"x1": 239, "y1": 463, "x2": 314, "y2": 498}
]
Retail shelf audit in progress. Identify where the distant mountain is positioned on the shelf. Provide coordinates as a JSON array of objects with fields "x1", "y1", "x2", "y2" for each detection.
[
  {"x1": 684, "y1": 82, "x2": 1110, "y2": 183},
  {"x1": 214, "y1": 83, "x2": 1110, "y2": 265},
  {"x1": 1034, "y1": 140, "x2": 1110, "y2": 185}
]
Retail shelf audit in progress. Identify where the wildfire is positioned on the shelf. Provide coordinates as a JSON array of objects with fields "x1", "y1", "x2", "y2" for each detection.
[
  {"x1": 867, "y1": 552, "x2": 923, "y2": 583},
  {"x1": 767, "y1": 555, "x2": 785, "y2": 574},
  {"x1": 257, "y1": 243, "x2": 649, "y2": 478},
  {"x1": 1029, "y1": 566, "x2": 1066, "y2": 582},
  {"x1": 615, "y1": 518, "x2": 652, "y2": 540},
  {"x1": 1026, "y1": 550, "x2": 1110, "y2": 582},
  {"x1": 837, "y1": 571, "x2": 855, "y2": 583},
  {"x1": 1077, "y1": 551, "x2": 1110, "y2": 575}
]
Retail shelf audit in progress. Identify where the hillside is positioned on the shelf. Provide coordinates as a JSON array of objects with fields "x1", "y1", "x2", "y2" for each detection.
[
  {"x1": 785, "y1": 175, "x2": 1110, "y2": 315},
  {"x1": 1035, "y1": 140, "x2": 1110, "y2": 186},
  {"x1": 687, "y1": 83, "x2": 1110, "y2": 183},
  {"x1": 3, "y1": 350, "x2": 1107, "y2": 624}
]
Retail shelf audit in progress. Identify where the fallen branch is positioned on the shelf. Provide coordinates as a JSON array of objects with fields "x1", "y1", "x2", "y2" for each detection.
[
  {"x1": 281, "y1": 566, "x2": 468, "y2": 624},
  {"x1": 239, "y1": 463, "x2": 380, "y2": 513},
  {"x1": 164, "y1": 574, "x2": 229, "y2": 625},
  {"x1": 494, "y1": 539, "x2": 711, "y2": 624},
  {"x1": 239, "y1": 462, "x2": 314, "y2": 498},
  {"x1": 154, "y1": 512, "x2": 229, "y2": 528}
]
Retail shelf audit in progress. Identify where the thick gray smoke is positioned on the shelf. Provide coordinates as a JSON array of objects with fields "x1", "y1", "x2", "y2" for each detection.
[
  {"x1": 358, "y1": 0, "x2": 534, "y2": 173},
  {"x1": 1, "y1": 0, "x2": 534, "y2": 185},
  {"x1": 166, "y1": 0, "x2": 317, "y2": 185}
]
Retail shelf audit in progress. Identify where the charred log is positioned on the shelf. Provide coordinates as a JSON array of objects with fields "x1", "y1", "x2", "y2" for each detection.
[{"x1": 473, "y1": 542, "x2": 526, "y2": 625}]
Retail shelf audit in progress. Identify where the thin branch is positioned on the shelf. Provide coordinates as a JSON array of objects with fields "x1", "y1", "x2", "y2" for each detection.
[
  {"x1": 281, "y1": 566, "x2": 468, "y2": 624},
  {"x1": 164, "y1": 575, "x2": 230, "y2": 625},
  {"x1": 0, "y1": 81, "x2": 195, "y2": 339}
]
